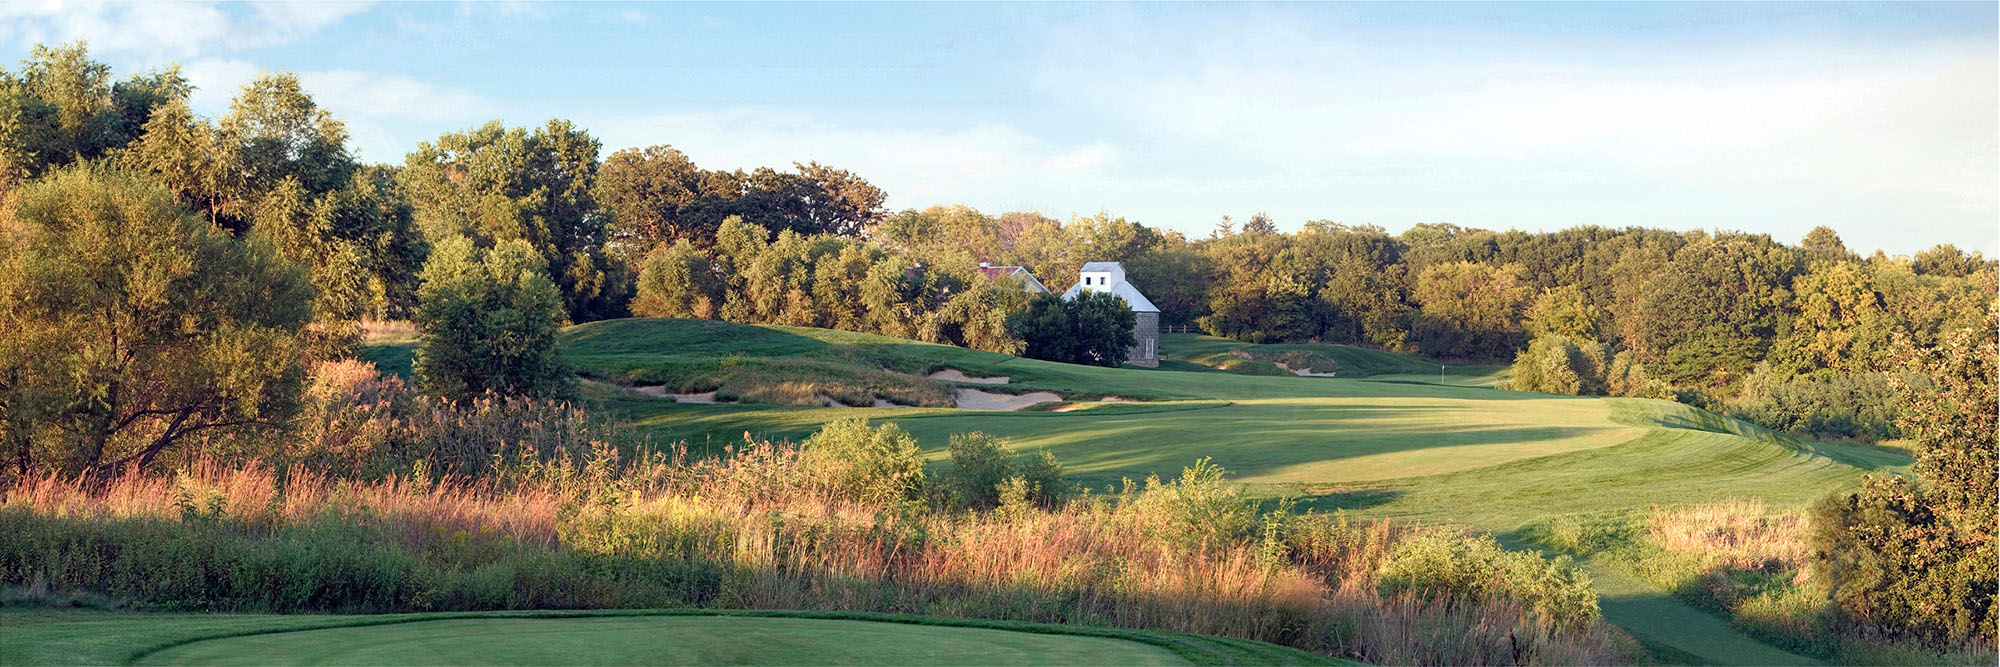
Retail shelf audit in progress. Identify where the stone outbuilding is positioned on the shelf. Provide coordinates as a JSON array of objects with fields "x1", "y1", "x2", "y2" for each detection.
[{"x1": 1061, "y1": 261, "x2": 1159, "y2": 367}]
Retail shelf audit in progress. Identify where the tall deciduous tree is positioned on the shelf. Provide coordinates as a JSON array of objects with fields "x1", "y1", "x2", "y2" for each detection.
[
  {"x1": 0, "y1": 164, "x2": 312, "y2": 477},
  {"x1": 402, "y1": 120, "x2": 619, "y2": 321}
]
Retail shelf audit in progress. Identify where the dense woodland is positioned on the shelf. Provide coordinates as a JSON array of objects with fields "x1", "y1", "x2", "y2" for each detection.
[{"x1": 1, "y1": 44, "x2": 1995, "y2": 656}]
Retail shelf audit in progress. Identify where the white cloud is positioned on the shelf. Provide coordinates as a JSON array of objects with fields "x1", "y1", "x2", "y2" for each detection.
[
  {"x1": 1032, "y1": 14, "x2": 1998, "y2": 253},
  {"x1": 299, "y1": 70, "x2": 497, "y2": 123},
  {"x1": 182, "y1": 59, "x2": 495, "y2": 162},
  {"x1": 0, "y1": 1, "x2": 370, "y2": 58},
  {"x1": 592, "y1": 109, "x2": 1121, "y2": 210}
]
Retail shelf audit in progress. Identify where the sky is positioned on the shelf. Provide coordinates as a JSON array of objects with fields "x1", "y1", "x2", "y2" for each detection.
[{"x1": 2, "y1": 1, "x2": 1994, "y2": 255}]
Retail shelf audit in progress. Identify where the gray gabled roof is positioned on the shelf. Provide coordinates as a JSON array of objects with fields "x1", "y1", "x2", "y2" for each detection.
[
  {"x1": 1079, "y1": 261, "x2": 1124, "y2": 272},
  {"x1": 1062, "y1": 279, "x2": 1159, "y2": 313}
]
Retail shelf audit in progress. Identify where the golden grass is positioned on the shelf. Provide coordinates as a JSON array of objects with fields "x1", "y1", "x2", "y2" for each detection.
[{"x1": 5, "y1": 447, "x2": 1630, "y2": 665}]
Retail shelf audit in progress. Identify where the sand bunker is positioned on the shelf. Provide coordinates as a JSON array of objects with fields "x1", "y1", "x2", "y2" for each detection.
[
  {"x1": 1274, "y1": 362, "x2": 1339, "y2": 378},
  {"x1": 928, "y1": 368, "x2": 1010, "y2": 385},
  {"x1": 954, "y1": 387, "x2": 1059, "y2": 411},
  {"x1": 582, "y1": 380, "x2": 730, "y2": 404}
]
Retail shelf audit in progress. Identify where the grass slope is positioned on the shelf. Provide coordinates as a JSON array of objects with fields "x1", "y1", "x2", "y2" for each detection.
[
  {"x1": 3, "y1": 608, "x2": 1341, "y2": 667},
  {"x1": 1159, "y1": 333, "x2": 1509, "y2": 386},
  {"x1": 559, "y1": 319, "x2": 1909, "y2": 665}
]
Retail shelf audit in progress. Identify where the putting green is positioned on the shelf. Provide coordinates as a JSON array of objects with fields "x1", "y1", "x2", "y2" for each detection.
[{"x1": 137, "y1": 616, "x2": 1188, "y2": 666}]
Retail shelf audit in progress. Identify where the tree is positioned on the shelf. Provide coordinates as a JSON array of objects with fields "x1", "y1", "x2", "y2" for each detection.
[
  {"x1": 1813, "y1": 309, "x2": 1997, "y2": 646},
  {"x1": 1069, "y1": 290, "x2": 1139, "y2": 366},
  {"x1": 0, "y1": 164, "x2": 312, "y2": 477},
  {"x1": 401, "y1": 120, "x2": 618, "y2": 321},
  {"x1": 1506, "y1": 334, "x2": 1607, "y2": 395},
  {"x1": 1524, "y1": 285, "x2": 1600, "y2": 340},
  {"x1": 596, "y1": 145, "x2": 728, "y2": 259},
  {"x1": 631, "y1": 240, "x2": 719, "y2": 319},
  {"x1": 1801, "y1": 226, "x2": 1855, "y2": 265},
  {"x1": 1, "y1": 43, "x2": 186, "y2": 186},
  {"x1": 1409, "y1": 261, "x2": 1530, "y2": 359},
  {"x1": 1630, "y1": 232, "x2": 1801, "y2": 386},
  {"x1": 1009, "y1": 291, "x2": 1135, "y2": 367},
  {"x1": 412, "y1": 236, "x2": 573, "y2": 402}
]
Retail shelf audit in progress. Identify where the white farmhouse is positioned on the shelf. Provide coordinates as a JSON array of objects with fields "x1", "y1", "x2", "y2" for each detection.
[{"x1": 1061, "y1": 261, "x2": 1160, "y2": 367}]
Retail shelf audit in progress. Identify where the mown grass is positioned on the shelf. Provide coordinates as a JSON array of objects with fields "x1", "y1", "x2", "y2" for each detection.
[
  {"x1": 1159, "y1": 333, "x2": 1509, "y2": 385},
  {"x1": 555, "y1": 318, "x2": 1916, "y2": 664},
  {"x1": 3, "y1": 608, "x2": 1347, "y2": 666}
]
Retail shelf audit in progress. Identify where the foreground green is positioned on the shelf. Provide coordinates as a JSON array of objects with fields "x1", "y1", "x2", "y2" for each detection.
[{"x1": 3, "y1": 609, "x2": 1340, "y2": 667}]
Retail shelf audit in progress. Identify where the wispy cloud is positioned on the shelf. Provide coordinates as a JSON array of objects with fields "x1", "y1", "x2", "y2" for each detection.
[
  {"x1": 182, "y1": 58, "x2": 496, "y2": 161},
  {"x1": 1033, "y1": 12, "x2": 1998, "y2": 251},
  {"x1": 592, "y1": 108, "x2": 1121, "y2": 210},
  {"x1": 0, "y1": 1, "x2": 371, "y2": 58}
]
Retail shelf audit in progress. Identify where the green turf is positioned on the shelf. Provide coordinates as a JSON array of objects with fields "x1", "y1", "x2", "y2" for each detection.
[
  {"x1": 1, "y1": 608, "x2": 1343, "y2": 667},
  {"x1": 1158, "y1": 333, "x2": 1509, "y2": 386},
  {"x1": 558, "y1": 318, "x2": 1911, "y2": 665}
]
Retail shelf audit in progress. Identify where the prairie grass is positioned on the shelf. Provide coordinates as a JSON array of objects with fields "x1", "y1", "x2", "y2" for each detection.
[
  {"x1": 3, "y1": 434, "x2": 1631, "y2": 665},
  {"x1": 1526, "y1": 500, "x2": 1993, "y2": 665}
]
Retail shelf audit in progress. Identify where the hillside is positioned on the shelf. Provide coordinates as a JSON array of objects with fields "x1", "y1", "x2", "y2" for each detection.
[
  {"x1": 1158, "y1": 333, "x2": 1510, "y2": 387},
  {"x1": 562, "y1": 319, "x2": 1904, "y2": 529}
]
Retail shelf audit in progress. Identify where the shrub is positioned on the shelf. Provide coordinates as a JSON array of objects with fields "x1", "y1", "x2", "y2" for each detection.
[
  {"x1": 413, "y1": 236, "x2": 573, "y2": 401},
  {"x1": 944, "y1": 433, "x2": 1071, "y2": 510},
  {"x1": 1506, "y1": 334, "x2": 1607, "y2": 395},
  {"x1": 1376, "y1": 530, "x2": 1599, "y2": 631},
  {"x1": 1122, "y1": 458, "x2": 1258, "y2": 552},
  {"x1": 799, "y1": 418, "x2": 924, "y2": 505}
]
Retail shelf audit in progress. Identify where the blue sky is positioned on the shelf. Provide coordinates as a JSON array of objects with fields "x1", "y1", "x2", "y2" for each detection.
[{"x1": 3, "y1": 2, "x2": 1994, "y2": 255}]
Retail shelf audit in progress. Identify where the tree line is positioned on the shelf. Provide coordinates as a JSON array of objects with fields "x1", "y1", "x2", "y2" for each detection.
[{"x1": 0, "y1": 41, "x2": 1992, "y2": 654}]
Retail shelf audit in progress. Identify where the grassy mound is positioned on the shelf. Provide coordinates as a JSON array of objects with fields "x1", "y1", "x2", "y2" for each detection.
[
  {"x1": 1159, "y1": 333, "x2": 1507, "y2": 385},
  {"x1": 6, "y1": 609, "x2": 1345, "y2": 666}
]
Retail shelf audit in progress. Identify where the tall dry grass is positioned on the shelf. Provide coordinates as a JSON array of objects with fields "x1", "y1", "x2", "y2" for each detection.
[
  {"x1": 1635, "y1": 500, "x2": 1993, "y2": 665},
  {"x1": 3, "y1": 438, "x2": 1632, "y2": 665}
]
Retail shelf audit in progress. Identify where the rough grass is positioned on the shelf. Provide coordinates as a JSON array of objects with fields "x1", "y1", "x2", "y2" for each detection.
[
  {"x1": 1, "y1": 451, "x2": 1628, "y2": 665},
  {"x1": 1519, "y1": 501, "x2": 1993, "y2": 666}
]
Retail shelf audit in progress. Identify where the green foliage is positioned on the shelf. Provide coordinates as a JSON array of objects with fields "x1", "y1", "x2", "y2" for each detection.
[
  {"x1": 1813, "y1": 313, "x2": 1997, "y2": 648},
  {"x1": 631, "y1": 240, "x2": 719, "y2": 319},
  {"x1": 1726, "y1": 368, "x2": 1902, "y2": 440},
  {"x1": 413, "y1": 237, "x2": 573, "y2": 402},
  {"x1": 400, "y1": 120, "x2": 622, "y2": 321},
  {"x1": 0, "y1": 164, "x2": 311, "y2": 477},
  {"x1": 1009, "y1": 291, "x2": 1137, "y2": 367},
  {"x1": 944, "y1": 432, "x2": 1070, "y2": 510},
  {"x1": 1506, "y1": 334, "x2": 1606, "y2": 395},
  {"x1": 1525, "y1": 285, "x2": 1599, "y2": 340},
  {"x1": 800, "y1": 419, "x2": 925, "y2": 505},
  {"x1": 1123, "y1": 458, "x2": 1258, "y2": 552},
  {"x1": 1376, "y1": 531, "x2": 1599, "y2": 631},
  {"x1": 1408, "y1": 261, "x2": 1530, "y2": 359}
]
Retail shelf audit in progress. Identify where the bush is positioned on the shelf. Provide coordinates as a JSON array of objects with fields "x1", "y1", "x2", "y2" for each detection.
[
  {"x1": 800, "y1": 418, "x2": 925, "y2": 505},
  {"x1": 413, "y1": 236, "x2": 573, "y2": 401},
  {"x1": 1377, "y1": 530, "x2": 1599, "y2": 631},
  {"x1": 1506, "y1": 334, "x2": 1606, "y2": 395},
  {"x1": 944, "y1": 433, "x2": 1071, "y2": 511},
  {"x1": 1726, "y1": 368, "x2": 1902, "y2": 440},
  {"x1": 1122, "y1": 458, "x2": 1258, "y2": 552}
]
